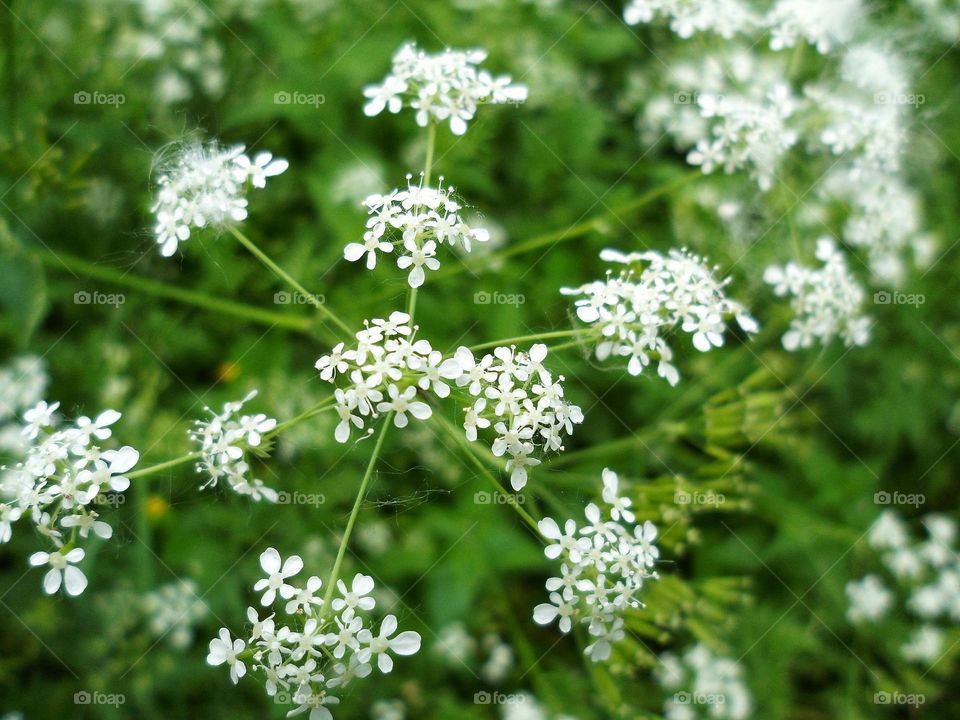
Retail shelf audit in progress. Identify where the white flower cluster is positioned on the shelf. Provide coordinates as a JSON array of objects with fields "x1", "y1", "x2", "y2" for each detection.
[
  {"x1": 344, "y1": 178, "x2": 490, "y2": 288},
  {"x1": 143, "y1": 578, "x2": 208, "y2": 650},
  {"x1": 533, "y1": 469, "x2": 659, "y2": 662},
  {"x1": 0, "y1": 355, "x2": 48, "y2": 455},
  {"x1": 431, "y1": 624, "x2": 515, "y2": 684},
  {"x1": 110, "y1": 0, "x2": 225, "y2": 104},
  {"x1": 190, "y1": 390, "x2": 280, "y2": 502},
  {"x1": 764, "y1": 0, "x2": 864, "y2": 54},
  {"x1": 846, "y1": 511, "x2": 960, "y2": 664},
  {"x1": 561, "y1": 248, "x2": 757, "y2": 386},
  {"x1": 764, "y1": 238, "x2": 871, "y2": 351},
  {"x1": 362, "y1": 42, "x2": 528, "y2": 135},
  {"x1": 317, "y1": 314, "x2": 581, "y2": 490},
  {"x1": 634, "y1": 21, "x2": 935, "y2": 284},
  {"x1": 811, "y1": 44, "x2": 931, "y2": 284},
  {"x1": 152, "y1": 141, "x2": 288, "y2": 257},
  {"x1": 656, "y1": 644, "x2": 753, "y2": 720},
  {"x1": 686, "y1": 83, "x2": 799, "y2": 192},
  {"x1": 207, "y1": 547, "x2": 421, "y2": 720},
  {"x1": 0, "y1": 401, "x2": 138, "y2": 597},
  {"x1": 624, "y1": 0, "x2": 862, "y2": 55},
  {"x1": 453, "y1": 343, "x2": 583, "y2": 490},
  {"x1": 623, "y1": 0, "x2": 758, "y2": 39},
  {"x1": 316, "y1": 311, "x2": 457, "y2": 441}
]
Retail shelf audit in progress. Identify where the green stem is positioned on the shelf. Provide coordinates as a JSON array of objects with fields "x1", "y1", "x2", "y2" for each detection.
[
  {"x1": 228, "y1": 226, "x2": 352, "y2": 337},
  {"x1": 127, "y1": 399, "x2": 337, "y2": 480},
  {"x1": 431, "y1": 413, "x2": 540, "y2": 534},
  {"x1": 406, "y1": 123, "x2": 437, "y2": 322},
  {"x1": 440, "y1": 170, "x2": 700, "y2": 279},
  {"x1": 423, "y1": 123, "x2": 436, "y2": 187},
  {"x1": 468, "y1": 329, "x2": 587, "y2": 352},
  {"x1": 32, "y1": 247, "x2": 313, "y2": 333},
  {"x1": 320, "y1": 413, "x2": 393, "y2": 615},
  {"x1": 127, "y1": 452, "x2": 200, "y2": 480},
  {"x1": 359, "y1": 171, "x2": 701, "y2": 309},
  {"x1": 266, "y1": 398, "x2": 337, "y2": 438}
]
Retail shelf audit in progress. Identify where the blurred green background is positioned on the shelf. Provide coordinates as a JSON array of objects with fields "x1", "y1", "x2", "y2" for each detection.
[{"x1": 1, "y1": 0, "x2": 958, "y2": 718}]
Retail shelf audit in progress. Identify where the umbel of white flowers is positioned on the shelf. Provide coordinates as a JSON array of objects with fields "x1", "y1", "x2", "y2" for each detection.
[
  {"x1": 764, "y1": 237, "x2": 871, "y2": 351},
  {"x1": 315, "y1": 312, "x2": 583, "y2": 490},
  {"x1": 845, "y1": 511, "x2": 960, "y2": 665},
  {"x1": 623, "y1": 0, "x2": 863, "y2": 55},
  {"x1": 0, "y1": 398, "x2": 139, "y2": 597},
  {"x1": 656, "y1": 643, "x2": 753, "y2": 720},
  {"x1": 344, "y1": 175, "x2": 491, "y2": 288},
  {"x1": 362, "y1": 42, "x2": 528, "y2": 135},
  {"x1": 561, "y1": 248, "x2": 757, "y2": 386},
  {"x1": 533, "y1": 468, "x2": 660, "y2": 662},
  {"x1": 189, "y1": 390, "x2": 280, "y2": 503},
  {"x1": 151, "y1": 141, "x2": 287, "y2": 256},
  {"x1": 207, "y1": 547, "x2": 421, "y2": 720}
]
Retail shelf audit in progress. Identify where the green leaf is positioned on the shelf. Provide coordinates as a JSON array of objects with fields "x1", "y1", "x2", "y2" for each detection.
[{"x1": 0, "y1": 220, "x2": 48, "y2": 347}]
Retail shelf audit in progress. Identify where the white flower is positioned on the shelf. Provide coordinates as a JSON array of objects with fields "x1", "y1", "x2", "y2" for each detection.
[
  {"x1": 452, "y1": 344, "x2": 583, "y2": 490},
  {"x1": 331, "y1": 573, "x2": 376, "y2": 614},
  {"x1": 601, "y1": 468, "x2": 634, "y2": 523},
  {"x1": 207, "y1": 628, "x2": 247, "y2": 684},
  {"x1": 533, "y1": 468, "x2": 660, "y2": 662},
  {"x1": 902, "y1": 625, "x2": 945, "y2": 664},
  {"x1": 657, "y1": 645, "x2": 752, "y2": 720},
  {"x1": 347, "y1": 179, "x2": 490, "y2": 289},
  {"x1": 151, "y1": 141, "x2": 287, "y2": 256},
  {"x1": 285, "y1": 575, "x2": 324, "y2": 615},
  {"x1": 21, "y1": 400, "x2": 59, "y2": 439},
  {"x1": 623, "y1": 0, "x2": 759, "y2": 38},
  {"x1": 317, "y1": 314, "x2": 459, "y2": 442},
  {"x1": 765, "y1": 238, "x2": 871, "y2": 351},
  {"x1": 0, "y1": 504, "x2": 22, "y2": 543},
  {"x1": 190, "y1": 390, "x2": 279, "y2": 501},
  {"x1": 60, "y1": 512, "x2": 112, "y2": 540},
  {"x1": 363, "y1": 43, "x2": 526, "y2": 134},
  {"x1": 765, "y1": 0, "x2": 863, "y2": 54},
  {"x1": 377, "y1": 385, "x2": 432, "y2": 428},
  {"x1": 562, "y1": 248, "x2": 756, "y2": 384},
  {"x1": 254, "y1": 548, "x2": 304, "y2": 606},
  {"x1": 4, "y1": 393, "x2": 137, "y2": 598},
  {"x1": 686, "y1": 83, "x2": 798, "y2": 191},
  {"x1": 533, "y1": 593, "x2": 577, "y2": 634},
  {"x1": 29, "y1": 548, "x2": 87, "y2": 596},
  {"x1": 845, "y1": 574, "x2": 893, "y2": 623},
  {"x1": 236, "y1": 151, "x2": 289, "y2": 189},
  {"x1": 344, "y1": 232, "x2": 394, "y2": 270},
  {"x1": 357, "y1": 614, "x2": 422, "y2": 673}
]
